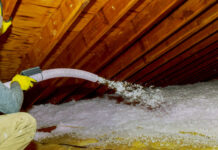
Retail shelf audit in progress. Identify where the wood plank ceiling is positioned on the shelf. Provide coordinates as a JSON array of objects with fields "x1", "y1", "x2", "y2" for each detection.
[{"x1": 0, "y1": 0, "x2": 217, "y2": 109}]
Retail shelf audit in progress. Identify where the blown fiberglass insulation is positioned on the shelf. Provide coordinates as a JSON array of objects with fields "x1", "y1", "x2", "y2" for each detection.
[{"x1": 28, "y1": 80, "x2": 218, "y2": 147}]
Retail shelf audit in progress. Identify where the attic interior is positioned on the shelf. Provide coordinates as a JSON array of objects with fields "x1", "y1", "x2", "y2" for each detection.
[{"x1": 0, "y1": 0, "x2": 217, "y2": 149}]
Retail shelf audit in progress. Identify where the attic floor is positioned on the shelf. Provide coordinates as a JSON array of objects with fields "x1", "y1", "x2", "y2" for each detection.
[{"x1": 25, "y1": 137, "x2": 218, "y2": 150}]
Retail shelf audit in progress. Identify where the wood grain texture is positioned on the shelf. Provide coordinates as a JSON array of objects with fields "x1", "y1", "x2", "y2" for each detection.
[
  {"x1": 28, "y1": 0, "x2": 89, "y2": 67},
  {"x1": 120, "y1": 0, "x2": 216, "y2": 79},
  {"x1": 86, "y1": 0, "x2": 217, "y2": 99},
  {"x1": 48, "y1": 0, "x2": 184, "y2": 101},
  {"x1": 0, "y1": 0, "x2": 217, "y2": 107},
  {"x1": 52, "y1": 0, "x2": 140, "y2": 68},
  {"x1": 1, "y1": 0, "x2": 18, "y2": 20},
  {"x1": 54, "y1": 0, "x2": 218, "y2": 103},
  {"x1": 139, "y1": 38, "x2": 218, "y2": 85},
  {"x1": 32, "y1": 0, "x2": 141, "y2": 104},
  {"x1": 132, "y1": 21, "x2": 218, "y2": 83}
]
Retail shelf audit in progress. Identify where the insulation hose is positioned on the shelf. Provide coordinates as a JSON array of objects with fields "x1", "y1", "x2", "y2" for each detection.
[{"x1": 4, "y1": 68, "x2": 99, "y2": 88}]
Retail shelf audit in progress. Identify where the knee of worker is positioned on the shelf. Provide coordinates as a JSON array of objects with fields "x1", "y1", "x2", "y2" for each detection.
[{"x1": 14, "y1": 112, "x2": 37, "y2": 132}]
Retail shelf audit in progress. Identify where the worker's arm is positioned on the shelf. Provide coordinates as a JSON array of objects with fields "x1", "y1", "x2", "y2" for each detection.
[
  {"x1": 0, "y1": 74, "x2": 36, "y2": 114},
  {"x1": 0, "y1": 81, "x2": 23, "y2": 114}
]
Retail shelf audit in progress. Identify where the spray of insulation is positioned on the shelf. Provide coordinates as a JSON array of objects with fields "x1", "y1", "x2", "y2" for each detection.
[{"x1": 98, "y1": 77, "x2": 165, "y2": 109}]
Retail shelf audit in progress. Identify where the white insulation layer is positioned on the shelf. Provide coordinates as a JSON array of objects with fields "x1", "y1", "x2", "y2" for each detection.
[
  {"x1": 4, "y1": 68, "x2": 99, "y2": 88},
  {"x1": 29, "y1": 80, "x2": 218, "y2": 147}
]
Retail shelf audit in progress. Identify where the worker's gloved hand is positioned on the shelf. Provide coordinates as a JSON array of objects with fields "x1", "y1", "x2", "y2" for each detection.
[
  {"x1": 1, "y1": 20, "x2": 12, "y2": 34},
  {"x1": 11, "y1": 74, "x2": 37, "y2": 91}
]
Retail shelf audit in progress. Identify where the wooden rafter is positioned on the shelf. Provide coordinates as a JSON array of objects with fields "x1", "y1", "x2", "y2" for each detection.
[
  {"x1": 106, "y1": 3, "x2": 218, "y2": 84},
  {"x1": 112, "y1": 0, "x2": 217, "y2": 81},
  {"x1": 42, "y1": 0, "x2": 110, "y2": 68},
  {"x1": 51, "y1": 0, "x2": 185, "y2": 101},
  {"x1": 14, "y1": 0, "x2": 217, "y2": 108},
  {"x1": 187, "y1": 63, "x2": 217, "y2": 84},
  {"x1": 30, "y1": 0, "x2": 141, "y2": 105},
  {"x1": 157, "y1": 42, "x2": 217, "y2": 85},
  {"x1": 49, "y1": 0, "x2": 140, "y2": 69},
  {"x1": 0, "y1": 0, "x2": 217, "y2": 109},
  {"x1": 131, "y1": 20, "x2": 218, "y2": 83},
  {"x1": 72, "y1": 0, "x2": 217, "y2": 100},
  {"x1": 95, "y1": 25, "x2": 217, "y2": 96},
  {"x1": 1, "y1": 0, "x2": 18, "y2": 21},
  {"x1": 155, "y1": 38, "x2": 218, "y2": 85},
  {"x1": 167, "y1": 50, "x2": 218, "y2": 85},
  {"x1": 139, "y1": 39, "x2": 218, "y2": 85},
  {"x1": 18, "y1": 0, "x2": 90, "y2": 71}
]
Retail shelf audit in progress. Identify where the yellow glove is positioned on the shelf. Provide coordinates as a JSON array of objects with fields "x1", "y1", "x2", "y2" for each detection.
[
  {"x1": 1, "y1": 20, "x2": 12, "y2": 34},
  {"x1": 11, "y1": 74, "x2": 37, "y2": 91}
]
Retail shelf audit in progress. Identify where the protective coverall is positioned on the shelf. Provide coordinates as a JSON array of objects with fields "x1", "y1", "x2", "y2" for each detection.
[
  {"x1": 0, "y1": 2, "x2": 37, "y2": 149},
  {"x1": 0, "y1": 77, "x2": 37, "y2": 150}
]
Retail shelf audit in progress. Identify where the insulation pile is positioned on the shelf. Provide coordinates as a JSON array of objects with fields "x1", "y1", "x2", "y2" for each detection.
[
  {"x1": 98, "y1": 77, "x2": 165, "y2": 109},
  {"x1": 28, "y1": 80, "x2": 218, "y2": 147}
]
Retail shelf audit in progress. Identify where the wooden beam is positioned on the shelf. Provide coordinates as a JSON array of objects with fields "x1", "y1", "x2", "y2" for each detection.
[
  {"x1": 73, "y1": 0, "x2": 217, "y2": 101},
  {"x1": 57, "y1": 0, "x2": 184, "y2": 101},
  {"x1": 29, "y1": 0, "x2": 217, "y2": 105},
  {"x1": 50, "y1": 0, "x2": 140, "y2": 68},
  {"x1": 42, "y1": 0, "x2": 110, "y2": 68},
  {"x1": 152, "y1": 44, "x2": 217, "y2": 86},
  {"x1": 21, "y1": 0, "x2": 62, "y2": 8},
  {"x1": 76, "y1": 0, "x2": 184, "y2": 72},
  {"x1": 96, "y1": 24, "x2": 217, "y2": 95},
  {"x1": 130, "y1": 21, "x2": 218, "y2": 84},
  {"x1": 18, "y1": 0, "x2": 90, "y2": 107},
  {"x1": 139, "y1": 39, "x2": 218, "y2": 85},
  {"x1": 180, "y1": 61, "x2": 218, "y2": 84},
  {"x1": 158, "y1": 44, "x2": 217, "y2": 85},
  {"x1": 94, "y1": 45, "x2": 217, "y2": 96},
  {"x1": 107, "y1": 3, "x2": 218, "y2": 83},
  {"x1": 1, "y1": 0, "x2": 19, "y2": 20},
  {"x1": 91, "y1": 0, "x2": 217, "y2": 96},
  {"x1": 18, "y1": 0, "x2": 90, "y2": 70},
  {"x1": 113, "y1": 0, "x2": 216, "y2": 81},
  {"x1": 166, "y1": 50, "x2": 218, "y2": 85},
  {"x1": 162, "y1": 50, "x2": 217, "y2": 86},
  {"x1": 33, "y1": 0, "x2": 141, "y2": 104}
]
